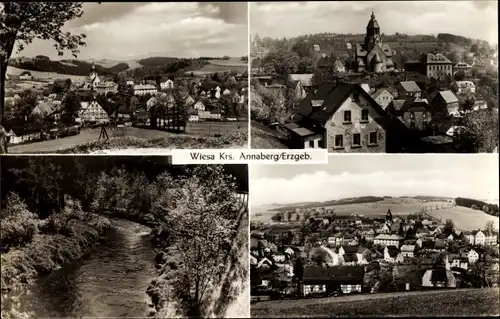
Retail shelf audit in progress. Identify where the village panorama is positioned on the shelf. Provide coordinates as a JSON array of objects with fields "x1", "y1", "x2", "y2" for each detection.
[
  {"x1": 0, "y1": 2, "x2": 249, "y2": 154},
  {"x1": 250, "y1": 156, "x2": 499, "y2": 317},
  {"x1": 250, "y1": 1, "x2": 499, "y2": 153}
]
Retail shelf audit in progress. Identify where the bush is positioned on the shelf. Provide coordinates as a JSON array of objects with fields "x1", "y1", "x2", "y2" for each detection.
[{"x1": 0, "y1": 193, "x2": 39, "y2": 248}]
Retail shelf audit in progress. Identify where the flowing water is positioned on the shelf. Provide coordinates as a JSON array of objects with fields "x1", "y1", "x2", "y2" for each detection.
[{"x1": 16, "y1": 219, "x2": 157, "y2": 318}]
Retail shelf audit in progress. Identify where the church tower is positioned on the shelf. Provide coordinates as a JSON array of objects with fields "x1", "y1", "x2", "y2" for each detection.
[
  {"x1": 386, "y1": 208, "x2": 393, "y2": 225},
  {"x1": 364, "y1": 11, "x2": 381, "y2": 51},
  {"x1": 88, "y1": 62, "x2": 100, "y2": 91}
]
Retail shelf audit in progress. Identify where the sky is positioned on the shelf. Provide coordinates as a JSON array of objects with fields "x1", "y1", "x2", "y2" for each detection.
[
  {"x1": 251, "y1": 1, "x2": 498, "y2": 45},
  {"x1": 14, "y1": 2, "x2": 248, "y2": 61},
  {"x1": 251, "y1": 155, "x2": 499, "y2": 207}
]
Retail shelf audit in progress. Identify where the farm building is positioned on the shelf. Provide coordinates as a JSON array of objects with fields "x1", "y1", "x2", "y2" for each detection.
[{"x1": 79, "y1": 101, "x2": 109, "y2": 124}]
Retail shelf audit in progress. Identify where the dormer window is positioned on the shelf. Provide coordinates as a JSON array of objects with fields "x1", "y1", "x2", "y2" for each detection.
[
  {"x1": 311, "y1": 100, "x2": 324, "y2": 107},
  {"x1": 352, "y1": 92, "x2": 360, "y2": 102}
]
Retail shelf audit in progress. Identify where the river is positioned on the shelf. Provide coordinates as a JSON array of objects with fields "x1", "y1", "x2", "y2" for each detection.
[{"x1": 16, "y1": 219, "x2": 157, "y2": 318}]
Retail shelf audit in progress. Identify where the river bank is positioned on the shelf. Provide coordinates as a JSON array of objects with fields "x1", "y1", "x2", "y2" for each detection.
[{"x1": 0, "y1": 213, "x2": 111, "y2": 319}]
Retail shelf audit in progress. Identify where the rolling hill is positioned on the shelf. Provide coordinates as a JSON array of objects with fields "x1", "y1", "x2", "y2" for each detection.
[{"x1": 7, "y1": 56, "x2": 247, "y2": 78}]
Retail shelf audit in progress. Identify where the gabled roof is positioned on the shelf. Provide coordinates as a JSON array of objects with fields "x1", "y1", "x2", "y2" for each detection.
[
  {"x1": 386, "y1": 246, "x2": 400, "y2": 258},
  {"x1": 399, "y1": 81, "x2": 421, "y2": 93},
  {"x1": 341, "y1": 245, "x2": 359, "y2": 254},
  {"x1": 375, "y1": 234, "x2": 404, "y2": 240},
  {"x1": 303, "y1": 265, "x2": 364, "y2": 282},
  {"x1": 425, "y1": 53, "x2": 452, "y2": 64},
  {"x1": 401, "y1": 244, "x2": 416, "y2": 252},
  {"x1": 437, "y1": 90, "x2": 458, "y2": 104},
  {"x1": 371, "y1": 88, "x2": 392, "y2": 100},
  {"x1": 343, "y1": 253, "x2": 358, "y2": 263}
]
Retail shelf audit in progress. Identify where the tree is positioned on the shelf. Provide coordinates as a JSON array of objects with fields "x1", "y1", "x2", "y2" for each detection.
[
  {"x1": 286, "y1": 211, "x2": 293, "y2": 222},
  {"x1": 310, "y1": 247, "x2": 327, "y2": 266},
  {"x1": 271, "y1": 212, "x2": 283, "y2": 222},
  {"x1": 1, "y1": 2, "x2": 88, "y2": 125},
  {"x1": 457, "y1": 109, "x2": 499, "y2": 152},
  {"x1": 443, "y1": 219, "x2": 454, "y2": 236},
  {"x1": 485, "y1": 221, "x2": 495, "y2": 234},
  {"x1": 61, "y1": 90, "x2": 81, "y2": 124}
]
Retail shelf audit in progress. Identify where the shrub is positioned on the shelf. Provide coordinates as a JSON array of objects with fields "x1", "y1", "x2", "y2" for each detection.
[{"x1": 0, "y1": 193, "x2": 39, "y2": 248}]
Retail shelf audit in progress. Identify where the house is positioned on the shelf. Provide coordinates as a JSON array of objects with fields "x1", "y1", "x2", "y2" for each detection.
[
  {"x1": 19, "y1": 71, "x2": 33, "y2": 80},
  {"x1": 30, "y1": 101, "x2": 56, "y2": 118},
  {"x1": 5, "y1": 126, "x2": 42, "y2": 145},
  {"x1": 397, "y1": 81, "x2": 422, "y2": 99},
  {"x1": 342, "y1": 253, "x2": 359, "y2": 266},
  {"x1": 373, "y1": 234, "x2": 404, "y2": 248},
  {"x1": 421, "y1": 268, "x2": 456, "y2": 288},
  {"x1": 223, "y1": 88, "x2": 231, "y2": 96},
  {"x1": 453, "y1": 81, "x2": 476, "y2": 94},
  {"x1": 404, "y1": 53, "x2": 453, "y2": 80},
  {"x1": 214, "y1": 86, "x2": 222, "y2": 99},
  {"x1": 472, "y1": 100, "x2": 488, "y2": 111},
  {"x1": 378, "y1": 223, "x2": 391, "y2": 234},
  {"x1": 160, "y1": 79, "x2": 174, "y2": 90},
  {"x1": 210, "y1": 110, "x2": 222, "y2": 120},
  {"x1": 250, "y1": 255, "x2": 258, "y2": 267},
  {"x1": 126, "y1": 80, "x2": 135, "y2": 86},
  {"x1": 133, "y1": 84, "x2": 158, "y2": 96},
  {"x1": 339, "y1": 245, "x2": 359, "y2": 256},
  {"x1": 146, "y1": 96, "x2": 158, "y2": 110},
  {"x1": 290, "y1": 80, "x2": 308, "y2": 101},
  {"x1": 356, "y1": 247, "x2": 370, "y2": 265},
  {"x1": 79, "y1": 100, "x2": 109, "y2": 123},
  {"x1": 362, "y1": 229, "x2": 376, "y2": 242},
  {"x1": 288, "y1": 74, "x2": 314, "y2": 91},
  {"x1": 284, "y1": 247, "x2": 295, "y2": 256},
  {"x1": 185, "y1": 95, "x2": 195, "y2": 107},
  {"x1": 302, "y1": 266, "x2": 365, "y2": 295},
  {"x1": 273, "y1": 254, "x2": 286, "y2": 263},
  {"x1": 334, "y1": 59, "x2": 346, "y2": 73},
  {"x1": 449, "y1": 256, "x2": 468, "y2": 271},
  {"x1": 284, "y1": 82, "x2": 407, "y2": 153},
  {"x1": 467, "y1": 249, "x2": 479, "y2": 264},
  {"x1": 355, "y1": 11, "x2": 395, "y2": 73},
  {"x1": 328, "y1": 235, "x2": 344, "y2": 246},
  {"x1": 384, "y1": 246, "x2": 404, "y2": 263},
  {"x1": 464, "y1": 230, "x2": 498, "y2": 246},
  {"x1": 257, "y1": 257, "x2": 273, "y2": 269},
  {"x1": 400, "y1": 244, "x2": 416, "y2": 258},
  {"x1": 251, "y1": 58, "x2": 264, "y2": 75},
  {"x1": 453, "y1": 62, "x2": 473, "y2": 76},
  {"x1": 188, "y1": 109, "x2": 199, "y2": 122},
  {"x1": 193, "y1": 101, "x2": 205, "y2": 111},
  {"x1": 95, "y1": 81, "x2": 118, "y2": 95},
  {"x1": 431, "y1": 90, "x2": 459, "y2": 116},
  {"x1": 370, "y1": 88, "x2": 394, "y2": 109},
  {"x1": 360, "y1": 83, "x2": 371, "y2": 93}
]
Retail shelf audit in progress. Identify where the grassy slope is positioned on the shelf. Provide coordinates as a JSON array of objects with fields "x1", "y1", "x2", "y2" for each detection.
[
  {"x1": 251, "y1": 289, "x2": 499, "y2": 317},
  {"x1": 426, "y1": 206, "x2": 500, "y2": 231},
  {"x1": 6, "y1": 66, "x2": 88, "y2": 82},
  {"x1": 251, "y1": 127, "x2": 289, "y2": 149}
]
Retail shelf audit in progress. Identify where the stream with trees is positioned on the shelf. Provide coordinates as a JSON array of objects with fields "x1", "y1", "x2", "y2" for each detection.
[{"x1": 7, "y1": 218, "x2": 156, "y2": 318}]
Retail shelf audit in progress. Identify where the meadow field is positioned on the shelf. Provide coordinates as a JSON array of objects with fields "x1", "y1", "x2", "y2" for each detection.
[
  {"x1": 426, "y1": 206, "x2": 499, "y2": 231},
  {"x1": 251, "y1": 288, "x2": 499, "y2": 317},
  {"x1": 6, "y1": 66, "x2": 88, "y2": 83},
  {"x1": 8, "y1": 121, "x2": 247, "y2": 154},
  {"x1": 187, "y1": 58, "x2": 248, "y2": 75},
  {"x1": 251, "y1": 198, "x2": 453, "y2": 222}
]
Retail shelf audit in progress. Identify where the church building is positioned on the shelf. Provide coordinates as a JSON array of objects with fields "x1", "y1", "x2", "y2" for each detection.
[
  {"x1": 355, "y1": 11, "x2": 395, "y2": 73},
  {"x1": 84, "y1": 62, "x2": 101, "y2": 91}
]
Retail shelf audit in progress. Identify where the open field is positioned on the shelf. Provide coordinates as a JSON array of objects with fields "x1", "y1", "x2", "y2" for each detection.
[
  {"x1": 8, "y1": 122, "x2": 247, "y2": 154},
  {"x1": 6, "y1": 66, "x2": 88, "y2": 83},
  {"x1": 251, "y1": 198, "x2": 454, "y2": 223},
  {"x1": 426, "y1": 206, "x2": 499, "y2": 231},
  {"x1": 187, "y1": 58, "x2": 248, "y2": 75},
  {"x1": 251, "y1": 288, "x2": 499, "y2": 317}
]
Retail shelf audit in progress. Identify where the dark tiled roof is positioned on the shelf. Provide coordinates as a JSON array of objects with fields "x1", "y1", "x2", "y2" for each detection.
[
  {"x1": 343, "y1": 253, "x2": 358, "y2": 263},
  {"x1": 303, "y1": 265, "x2": 365, "y2": 282},
  {"x1": 430, "y1": 268, "x2": 447, "y2": 282},
  {"x1": 386, "y1": 246, "x2": 400, "y2": 258},
  {"x1": 341, "y1": 245, "x2": 359, "y2": 254}
]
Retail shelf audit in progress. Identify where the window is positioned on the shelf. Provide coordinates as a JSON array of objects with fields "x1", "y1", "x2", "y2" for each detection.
[
  {"x1": 318, "y1": 139, "x2": 324, "y2": 148},
  {"x1": 335, "y1": 134, "x2": 344, "y2": 148},
  {"x1": 410, "y1": 112, "x2": 415, "y2": 119},
  {"x1": 353, "y1": 133, "x2": 361, "y2": 147},
  {"x1": 361, "y1": 109, "x2": 369, "y2": 122},
  {"x1": 343, "y1": 110, "x2": 352, "y2": 123},
  {"x1": 309, "y1": 140, "x2": 314, "y2": 148},
  {"x1": 369, "y1": 132, "x2": 378, "y2": 145},
  {"x1": 410, "y1": 121, "x2": 415, "y2": 129}
]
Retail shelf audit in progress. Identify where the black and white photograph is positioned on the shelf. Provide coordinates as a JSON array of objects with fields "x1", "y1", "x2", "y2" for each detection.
[
  {"x1": 250, "y1": 1, "x2": 498, "y2": 153},
  {"x1": 0, "y1": 156, "x2": 249, "y2": 318},
  {"x1": 0, "y1": 2, "x2": 249, "y2": 155},
  {"x1": 250, "y1": 155, "x2": 499, "y2": 317}
]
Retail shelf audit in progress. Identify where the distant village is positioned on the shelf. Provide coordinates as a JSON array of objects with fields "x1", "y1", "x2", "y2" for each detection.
[
  {"x1": 4, "y1": 62, "x2": 248, "y2": 145},
  {"x1": 250, "y1": 204, "x2": 500, "y2": 302},
  {"x1": 250, "y1": 11, "x2": 499, "y2": 153}
]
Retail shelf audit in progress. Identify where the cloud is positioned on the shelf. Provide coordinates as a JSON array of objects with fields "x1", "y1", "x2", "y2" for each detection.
[
  {"x1": 250, "y1": 1, "x2": 498, "y2": 44},
  {"x1": 251, "y1": 157, "x2": 499, "y2": 207},
  {"x1": 197, "y1": 2, "x2": 248, "y2": 24},
  {"x1": 15, "y1": 2, "x2": 247, "y2": 60}
]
